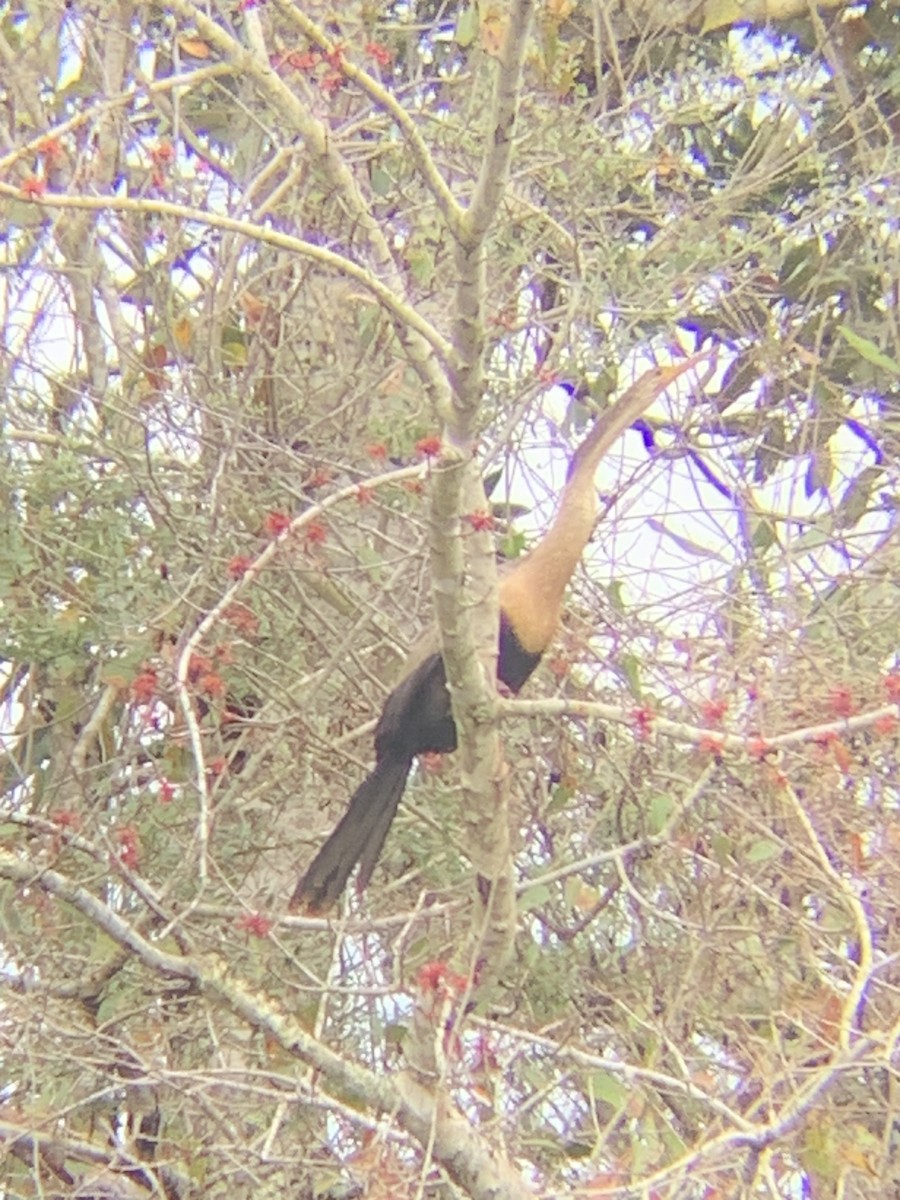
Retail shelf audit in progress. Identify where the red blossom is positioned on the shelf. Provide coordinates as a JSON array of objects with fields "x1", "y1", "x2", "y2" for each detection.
[
  {"x1": 130, "y1": 669, "x2": 158, "y2": 704},
  {"x1": 237, "y1": 912, "x2": 273, "y2": 937},
  {"x1": 319, "y1": 71, "x2": 344, "y2": 94},
  {"x1": 187, "y1": 653, "x2": 213, "y2": 682},
  {"x1": 52, "y1": 809, "x2": 81, "y2": 830},
  {"x1": 21, "y1": 175, "x2": 46, "y2": 199},
  {"x1": 747, "y1": 736, "x2": 771, "y2": 761},
  {"x1": 415, "y1": 435, "x2": 442, "y2": 458},
  {"x1": 366, "y1": 442, "x2": 388, "y2": 460},
  {"x1": 417, "y1": 961, "x2": 467, "y2": 995},
  {"x1": 355, "y1": 485, "x2": 373, "y2": 505},
  {"x1": 286, "y1": 49, "x2": 320, "y2": 70},
  {"x1": 223, "y1": 602, "x2": 259, "y2": 636},
  {"x1": 465, "y1": 510, "x2": 495, "y2": 532},
  {"x1": 631, "y1": 706, "x2": 654, "y2": 740},
  {"x1": 696, "y1": 734, "x2": 724, "y2": 757},
  {"x1": 36, "y1": 136, "x2": 65, "y2": 164},
  {"x1": 149, "y1": 140, "x2": 175, "y2": 166},
  {"x1": 228, "y1": 554, "x2": 254, "y2": 579},
  {"x1": 827, "y1": 686, "x2": 856, "y2": 718},
  {"x1": 873, "y1": 713, "x2": 898, "y2": 735},
  {"x1": 304, "y1": 518, "x2": 328, "y2": 546},
  {"x1": 207, "y1": 756, "x2": 227, "y2": 778},
  {"x1": 264, "y1": 510, "x2": 292, "y2": 537},
  {"x1": 305, "y1": 467, "x2": 332, "y2": 489},
  {"x1": 883, "y1": 673, "x2": 900, "y2": 702},
  {"x1": 701, "y1": 698, "x2": 728, "y2": 724},
  {"x1": 325, "y1": 43, "x2": 346, "y2": 69},
  {"x1": 114, "y1": 826, "x2": 140, "y2": 869},
  {"x1": 365, "y1": 41, "x2": 392, "y2": 67},
  {"x1": 199, "y1": 672, "x2": 226, "y2": 698},
  {"x1": 159, "y1": 779, "x2": 176, "y2": 805}
]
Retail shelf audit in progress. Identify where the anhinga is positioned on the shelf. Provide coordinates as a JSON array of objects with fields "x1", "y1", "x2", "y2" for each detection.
[{"x1": 291, "y1": 355, "x2": 703, "y2": 912}]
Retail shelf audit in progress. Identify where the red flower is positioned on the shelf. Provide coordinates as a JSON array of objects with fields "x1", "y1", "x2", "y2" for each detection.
[
  {"x1": 365, "y1": 41, "x2": 392, "y2": 67},
  {"x1": 237, "y1": 912, "x2": 273, "y2": 938},
  {"x1": 325, "y1": 43, "x2": 346, "y2": 69},
  {"x1": 159, "y1": 779, "x2": 176, "y2": 805},
  {"x1": 355, "y1": 485, "x2": 373, "y2": 505},
  {"x1": 199, "y1": 672, "x2": 225, "y2": 698},
  {"x1": 52, "y1": 809, "x2": 81, "y2": 830},
  {"x1": 873, "y1": 713, "x2": 898, "y2": 735},
  {"x1": 21, "y1": 175, "x2": 46, "y2": 199},
  {"x1": 114, "y1": 825, "x2": 140, "y2": 870},
  {"x1": 149, "y1": 140, "x2": 175, "y2": 166},
  {"x1": 228, "y1": 554, "x2": 254, "y2": 579},
  {"x1": 223, "y1": 602, "x2": 259, "y2": 636},
  {"x1": 701, "y1": 698, "x2": 728, "y2": 724},
  {"x1": 131, "y1": 669, "x2": 158, "y2": 704},
  {"x1": 884, "y1": 673, "x2": 900, "y2": 702},
  {"x1": 264, "y1": 510, "x2": 291, "y2": 537},
  {"x1": 631, "y1": 706, "x2": 653, "y2": 740},
  {"x1": 366, "y1": 442, "x2": 388, "y2": 460},
  {"x1": 696, "y1": 734, "x2": 724, "y2": 757},
  {"x1": 747, "y1": 737, "x2": 771, "y2": 761},
  {"x1": 286, "y1": 49, "x2": 320, "y2": 71},
  {"x1": 417, "y1": 960, "x2": 467, "y2": 995},
  {"x1": 465, "y1": 510, "x2": 495, "y2": 532},
  {"x1": 187, "y1": 653, "x2": 213, "y2": 682},
  {"x1": 305, "y1": 518, "x2": 328, "y2": 545},
  {"x1": 827, "y1": 686, "x2": 856, "y2": 718},
  {"x1": 36, "y1": 136, "x2": 65, "y2": 164},
  {"x1": 415, "y1": 435, "x2": 442, "y2": 458},
  {"x1": 306, "y1": 467, "x2": 332, "y2": 490}
]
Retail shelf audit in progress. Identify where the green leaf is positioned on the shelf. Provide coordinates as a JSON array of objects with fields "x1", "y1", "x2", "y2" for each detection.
[
  {"x1": 454, "y1": 4, "x2": 478, "y2": 48},
  {"x1": 606, "y1": 580, "x2": 625, "y2": 613},
  {"x1": 500, "y1": 529, "x2": 527, "y2": 559},
  {"x1": 590, "y1": 1070, "x2": 628, "y2": 1108},
  {"x1": 370, "y1": 163, "x2": 393, "y2": 197},
  {"x1": 751, "y1": 520, "x2": 776, "y2": 551},
  {"x1": 746, "y1": 839, "x2": 781, "y2": 863},
  {"x1": 617, "y1": 652, "x2": 642, "y2": 698},
  {"x1": 805, "y1": 448, "x2": 833, "y2": 497},
  {"x1": 838, "y1": 326, "x2": 900, "y2": 375},
  {"x1": 649, "y1": 793, "x2": 674, "y2": 834},
  {"x1": 518, "y1": 884, "x2": 552, "y2": 911}
]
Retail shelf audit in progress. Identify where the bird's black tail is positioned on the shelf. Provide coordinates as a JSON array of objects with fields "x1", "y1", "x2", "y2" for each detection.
[{"x1": 290, "y1": 756, "x2": 413, "y2": 913}]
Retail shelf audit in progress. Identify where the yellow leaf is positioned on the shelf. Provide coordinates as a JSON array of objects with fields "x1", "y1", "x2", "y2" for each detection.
[
  {"x1": 239, "y1": 291, "x2": 267, "y2": 329},
  {"x1": 481, "y1": 9, "x2": 509, "y2": 57},
  {"x1": 701, "y1": 0, "x2": 745, "y2": 34},
  {"x1": 178, "y1": 36, "x2": 211, "y2": 59},
  {"x1": 172, "y1": 315, "x2": 193, "y2": 351}
]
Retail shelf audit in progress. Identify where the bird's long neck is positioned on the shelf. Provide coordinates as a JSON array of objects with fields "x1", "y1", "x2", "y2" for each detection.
[{"x1": 498, "y1": 356, "x2": 703, "y2": 655}]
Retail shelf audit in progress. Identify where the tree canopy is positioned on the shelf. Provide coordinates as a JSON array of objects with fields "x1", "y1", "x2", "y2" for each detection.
[{"x1": 1, "y1": 2, "x2": 898, "y2": 1197}]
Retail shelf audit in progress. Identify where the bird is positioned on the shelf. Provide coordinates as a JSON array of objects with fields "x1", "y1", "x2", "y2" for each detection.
[{"x1": 290, "y1": 353, "x2": 706, "y2": 912}]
